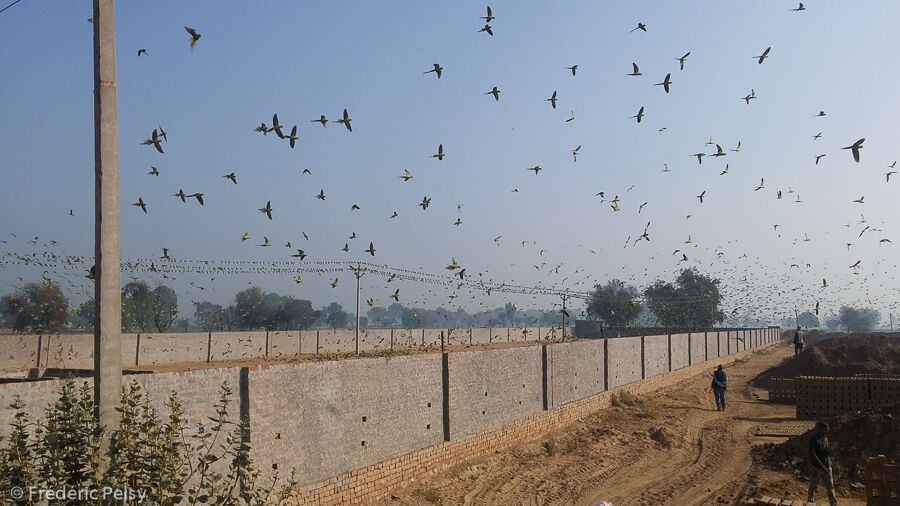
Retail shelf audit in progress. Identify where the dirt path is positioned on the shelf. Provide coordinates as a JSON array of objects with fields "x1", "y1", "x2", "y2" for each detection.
[{"x1": 375, "y1": 343, "x2": 865, "y2": 506}]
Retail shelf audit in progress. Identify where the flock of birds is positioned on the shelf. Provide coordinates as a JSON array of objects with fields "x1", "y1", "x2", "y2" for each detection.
[{"x1": 4, "y1": 2, "x2": 899, "y2": 333}]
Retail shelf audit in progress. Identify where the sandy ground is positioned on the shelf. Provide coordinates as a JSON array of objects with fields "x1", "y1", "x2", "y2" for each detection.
[{"x1": 374, "y1": 342, "x2": 867, "y2": 506}]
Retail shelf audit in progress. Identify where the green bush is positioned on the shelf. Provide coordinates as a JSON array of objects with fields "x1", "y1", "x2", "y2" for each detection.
[{"x1": 0, "y1": 379, "x2": 295, "y2": 505}]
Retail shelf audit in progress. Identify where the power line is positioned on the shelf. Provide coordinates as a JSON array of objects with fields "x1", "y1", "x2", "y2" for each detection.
[{"x1": 0, "y1": 0, "x2": 25, "y2": 15}]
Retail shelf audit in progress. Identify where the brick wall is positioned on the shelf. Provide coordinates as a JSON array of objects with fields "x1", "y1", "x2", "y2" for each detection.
[
  {"x1": 283, "y1": 339, "x2": 777, "y2": 505},
  {"x1": 796, "y1": 376, "x2": 900, "y2": 419}
]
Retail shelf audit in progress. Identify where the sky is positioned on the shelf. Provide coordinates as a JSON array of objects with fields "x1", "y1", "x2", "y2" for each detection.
[{"x1": 1, "y1": 1, "x2": 899, "y2": 326}]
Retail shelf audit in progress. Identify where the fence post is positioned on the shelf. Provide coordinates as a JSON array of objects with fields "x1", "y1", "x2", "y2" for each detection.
[
  {"x1": 667, "y1": 333, "x2": 672, "y2": 372},
  {"x1": 640, "y1": 335, "x2": 646, "y2": 380},
  {"x1": 298, "y1": 330, "x2": 302, "y2": 354},
  {"x1": 265, "y1": 331, "x2": 270, "y2": 357},
  {"x1": 36, "y1": 335, "x2": 42, "y2": 368},
  {"x1": 704, "y1": 332, "x2": 708, "y2": 362},
  {"x1": 135, "y1": 333, "x2": 141, "y2": 366},
  {"x1": 316, "y1": 330, "x2": 320, "y2": 354},
  {"x1": 440, "y1": 331, "x2": 445, "y2": 353},
  {"x1": 603, "y1": 338, "x2": 609, "y2": 391},
  {"x1": 422, "y1": 328, "x2": 425, "y2": 346},
  {"x1": 538, "y1": 326, "x2": 541, "y2": 341},
  {"x1": 206, "y1": 332, "x2": 212, "y2": 363},
  {"x1": 489, "y1": 326, "x2": 492, "y2": 343},
  {"x1": 390, "y1": 328, "x2": 394, "y2": 350},
  {"x1": 687, "y1": 332, "x2": 692, "y2": 366},
  {"x1": 469, "y1": 327, "x2": 472, "y2": 345}
]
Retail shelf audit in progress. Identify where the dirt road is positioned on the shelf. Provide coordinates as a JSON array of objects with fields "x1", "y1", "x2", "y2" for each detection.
[{"x1": 376, "y1": 342, "x2": 865, "y2": 505}]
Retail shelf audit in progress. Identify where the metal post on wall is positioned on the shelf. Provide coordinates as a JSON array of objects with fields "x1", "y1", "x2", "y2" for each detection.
[
  {"x1": 560, "y1": 293, "x2": 568, "y2": 342},
  {"x1": 351, "y1": 264, "x2": 364, "y2": 355}
]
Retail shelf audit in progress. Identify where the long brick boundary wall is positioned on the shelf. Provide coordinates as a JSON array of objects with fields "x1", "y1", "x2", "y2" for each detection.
[
  {"x1": 282, "y1": 332, "x2": 781, "y2": 505},
  {"x1": 0, "y1": 327, "x2": 781, "y2": 505},
  {"x1": 0, "y1": 326, "x2": 571, "y2": 371}
]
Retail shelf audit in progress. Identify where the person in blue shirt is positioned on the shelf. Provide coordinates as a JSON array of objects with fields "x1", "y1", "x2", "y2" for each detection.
[{"x1": 711, "y1": 365, "x2": 727, "y2": 411}]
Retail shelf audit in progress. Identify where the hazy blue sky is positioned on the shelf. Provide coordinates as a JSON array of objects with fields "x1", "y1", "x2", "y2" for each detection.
[{"x1": 2, "y1": 1, "x2": 899, "y2": 325}]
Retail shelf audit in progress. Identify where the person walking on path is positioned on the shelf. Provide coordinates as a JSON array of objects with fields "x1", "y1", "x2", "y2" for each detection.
[
  {"x1": 808, "y1": 421, "x2": 839, "y2": 505},
  {"x1": 793, "y1": 325, "x2": 804, "y2": 357},
  {"x1": 711, "y1": 364, "x2": 727, "y2": 411}
]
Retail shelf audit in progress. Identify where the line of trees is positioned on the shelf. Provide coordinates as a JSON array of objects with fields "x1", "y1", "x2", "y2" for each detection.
[{"x1": 585, "y1": 268, "x2": 725, "y2": 332}]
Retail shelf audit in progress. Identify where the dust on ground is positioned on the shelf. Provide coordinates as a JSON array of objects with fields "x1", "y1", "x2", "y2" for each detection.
[
  {"x1": 374, "y1": 342, "x2": 870, "y2": 506},
  {"x1": 753, "y1": 332, "x2": 900, "y2": 387}
]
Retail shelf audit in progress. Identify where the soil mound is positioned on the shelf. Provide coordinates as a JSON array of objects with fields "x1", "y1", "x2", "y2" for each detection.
[
  {"x1": 753, "y1": 333, "x2": 900, "y2": 386},
  {"x1": 754, "y1": 404, "x2": 900, "y2": 492}
]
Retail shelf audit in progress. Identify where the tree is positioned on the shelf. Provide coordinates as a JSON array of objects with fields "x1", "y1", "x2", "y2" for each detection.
[
  {"x1": 194, "y1": 301, "x2": 223, "y2": 332},
  {"x1": 644, "y1": 268, "x2": 724, "y2": 330},
  {"x1": 0, "y1": 282, "x2": 69, "y2": 334},
  {"x1": 122, "y1": 281, "x2": 154, "y2": 332},
  {"x1": 797, "y1": 311, "x2": 819, "y2": 329},
  {"x1": 234, "y1": 287, "x2": 267, "y2": 330},
  {"x1": 270, "y1": 297, "x2": 318, "y2": 330},
  {"x1": 586, "y1": 279, "x2": 642, "y2": 329},
  {"x1": 324, "y1": 302, "x2": 349, "y2": 328},
  {"x1": 222, "y1": 305, "x2": 238, "y2": 331},
  {"x1": 838, "y1": 306, "x2": 881, "y2": 332},
  {"x1": 502, "y1": 303, "x2": 517, "y2": 327},
  {"x1": 173, "y1": 317, "x2": 191, "y2": 332},
  {"x1": 151, "y1": 285, "x2": 178, "y2": 333},
  {"x1": 262, "y1": 293, "x2": 283, "y2": 330},
  {"x1": 70, "y1": 298, "x2": 95, "y2": 330}
]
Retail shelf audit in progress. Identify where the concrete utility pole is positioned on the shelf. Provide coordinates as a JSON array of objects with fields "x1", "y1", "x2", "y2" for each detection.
[
  {"x1": 93, "y1": 0, "x2": 122, "y2": 436},
  {"x1": 353, "y1": 264, "x2": 364, "y2": 355},
  {"x1": 561, "y1": 293, "x2": 568, "y2": 341}
]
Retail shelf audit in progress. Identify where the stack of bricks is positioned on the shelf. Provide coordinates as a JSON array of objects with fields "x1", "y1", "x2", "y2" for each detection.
[
  {"x1": 796, "y1": 376, "x2": 900, "y2": 419},
  {"x1": 863, "y1": 455, "x2": 899, "y2": 506},
  {"x1": 767, "y1": 378, "x2": 797, "y2": 404}
]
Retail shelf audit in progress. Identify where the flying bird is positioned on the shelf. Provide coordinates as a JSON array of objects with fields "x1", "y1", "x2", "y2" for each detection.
[
  {"x1": 184, "y1": 26, "x2": 201, "y2": 48},
  {"x1": 566, "y1": 110, "x2": 575, "y2": 122},
  {"x1": 390, "y1": 289, "x2": 400, "y2": 301},
  {"x1": 418, "y1": 196, "x2": 431, "y2": 210},
  {"x1": 316, "y1": 189, "x2": 326, "y2": 200},
  {"x1": 331, "y1": 278, "x2": 339, "y2": 288},
  {"x1": 188, "y1": 192, "x2": 204, "y2": 205},
  {"x1": 286, "y1": 125, "x2": 299, "y2": 148},
  {"x1": 697, "y1": 190, "x2": 706, "y2": 203},
  {"x1": 720, "y1": 164, "x2": 729, "y2": 175},
  {"x1": 137, "y1": 48, "x2": 148, "y2": 57},
  {"x1": 364, "y1": 242, "x2": 375, "y2": 256},
  {"x1": 841, "y1": 138, "x2": 865, "y2": 162},
  {"x1": 743, "y1": 89, "x2": 756, "y2": 104},
  {"x1": 485, "y1": 86, "x2": 500, "y2": 101},
  {"x1": 528, "y1": 165, "x2": 542, "y2": 175},
  {"x1": 259, "y1": 237, "x2": 271, "y2": 247},
  {"x1": 173, "y1": 189, "x2": 187, "y2": 202},
  {"x1": 730, "y1": 141, "x2": 741, "y2": 152},
  {"x1": 813, "y1": 132, "x2": 822, "y2": 140},
  {"x1": 132, "y1": 197, "x2": 147, "y2": 213},
  {"x1": 241, "y1": 232, "x2": 249, "y2": 242},
  {"x1": 479, "y1": 24, "x2": 493, "y2": 36},
  {"x1": 692, "y1": 152, "x2": 705, "y2": 164},
  {"x1": 254, "y1": 123, "x2": 269, "y2": 135},
  {"x1": 432, "y1": 144, "x2": 445, "y2": 160},
  {"x1": 311, "y1": 115, "x2": 327, "y2": 128},
  {"x1": 223, "y1": 172, "x2": 237, "y2": 184},
  {"x1": 424, "y1": 63, "x2": 443, "y2": 79},
  {"x1": 259, "y1": 200, "x2": 273, "y2": 219},
  {"x1": 627, "y1": 62, "x2": 642, "y2": 76},
  {"x1": 653, "y1": 73, "x2": 672, "y2": 93},
  {"x1": 629, "y1": 22, "x2": 647, "y2": 33},
  {"x1": 816, "y1": 111, "x2": 826, "y2": 117},
  {"x1": 754, "y1": 46, "x2": 771, "y2": 64},
  {"x1": 711, "y1": 144, "x2": 726, "y2": 157},
  {"x1": 815, "y1": 154, "x2": 826, "y2": 164},
  {"x1": 291, "y1": 249, "x2": 307, "y2": 260},
  {"x1": 754, "y1": 178, "x2": 765, "y2": 191},
  {"x1": 141, "y1": 129, "x2": 164, "y2": 154},
  {"x1": 886, "y1": 171, "x2": 897, "y2": 182},
  {"x1": 148, "y1": 166, "x2": 159, "y2": 176},
  {"x1": 792, "y1": 2, "x2": 805, "y2": 11},
  {"x1": 566, "y1": 65, "x2": 578, "y2": 76},
  {"x1": 546, "y1": 91, "x2": 557, "y2": 109},
  {"x1": 676, "y1": 52, "x2": 690, "y2": 70},
  {"x1": 400, "y1": 169, "x2": 413, "y2": 181},
  {"x1": 337, "y1": 108, "x2": 352, "y2": 131},
  {"x1": 446, "y1": 258, "x2": 460, "y2": 270},
  {"x1": 480, "y1": 6, "x2": 495, "y2": 22},
  {"x1": 270, "y1": 114, "x2": 285, "y2": 138},
  {"x1": 341, "y1": 243, "x2": 350, "y2": 252},
  {"x1": 631, "y1": 106, "x2": 645, "y2": 123},
  {"x1": 572, "y1": 145, "x2": 580, "y2": 162}
]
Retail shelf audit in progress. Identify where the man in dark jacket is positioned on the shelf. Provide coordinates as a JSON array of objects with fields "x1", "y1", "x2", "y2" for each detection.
[
  {"x1": 808, "y1": 421, "x2": 838, "y2": 505},
  {"x1": 793, "y1": 326, "x2": 804, "y2": 356},
  {"x1": 711, "y1": 365, "x2": 727, "y2": 411}
]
